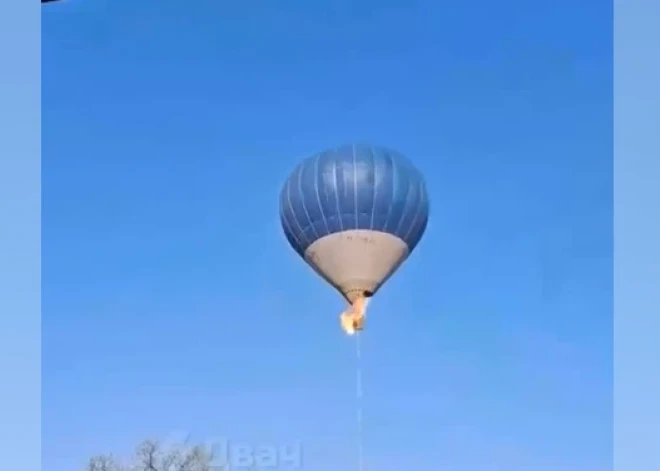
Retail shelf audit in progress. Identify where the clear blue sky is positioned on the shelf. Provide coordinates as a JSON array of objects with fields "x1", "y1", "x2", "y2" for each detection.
[{"x1": 42, "y1": 1, "x2": 612, "y2": 470}]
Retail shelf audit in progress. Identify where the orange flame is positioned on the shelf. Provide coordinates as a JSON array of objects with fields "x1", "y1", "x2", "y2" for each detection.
[{"x1": 339, "y1": 296, "x2": 370, "y2": 335}]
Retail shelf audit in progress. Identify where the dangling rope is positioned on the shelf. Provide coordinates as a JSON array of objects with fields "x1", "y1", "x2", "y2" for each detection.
[{"x1": 355, "y1": 331, "x2": 364, "y2": 471}]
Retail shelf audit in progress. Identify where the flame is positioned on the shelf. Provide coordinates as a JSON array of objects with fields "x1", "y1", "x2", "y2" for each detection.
[{"x1": 339, "y1": 296, "x2": 370, "y2": 335}]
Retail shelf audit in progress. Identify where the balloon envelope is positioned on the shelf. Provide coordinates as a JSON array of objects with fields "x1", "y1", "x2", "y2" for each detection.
[{"x1": 280, "y1": 144, "x2": 429, "y2": 302}]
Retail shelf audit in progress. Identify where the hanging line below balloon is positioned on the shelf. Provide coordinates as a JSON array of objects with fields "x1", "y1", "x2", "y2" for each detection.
[{"x1": 356, "y1": 331, "x2": 364, "y2": 471}]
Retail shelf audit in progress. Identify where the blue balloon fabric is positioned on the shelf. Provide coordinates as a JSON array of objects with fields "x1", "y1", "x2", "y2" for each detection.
[{"x1": 280, "y1": 144, "x2": 429, "y2": 256}]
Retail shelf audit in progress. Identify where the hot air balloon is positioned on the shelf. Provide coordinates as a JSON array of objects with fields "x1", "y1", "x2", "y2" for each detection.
[{"x1": 280, "y1": 144, "x2": 429, "y2": 335}]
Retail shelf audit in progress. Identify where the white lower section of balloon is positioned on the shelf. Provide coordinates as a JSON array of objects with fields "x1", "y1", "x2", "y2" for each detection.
[{"x1": 303, "y1": 230, "x2": 410, "y2": 303}]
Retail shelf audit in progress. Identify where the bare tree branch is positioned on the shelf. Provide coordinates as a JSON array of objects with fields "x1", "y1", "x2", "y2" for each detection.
[
  {"x1": 86, "y1": 440, "x2": 216, "y2": 471},
  {"x1": 136, "y1": 441, "x2": 161, "y2": 471},
  {"x1": 86, "y1": 455, "x2": 120, "y2": 471}
]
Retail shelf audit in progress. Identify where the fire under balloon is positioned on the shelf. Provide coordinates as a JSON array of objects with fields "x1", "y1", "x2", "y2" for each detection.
[
  {"x1": 340, "y1": 295, "x2": 369, "y2": 336},
  {"x1": 279, "y1": 144, "x2": 429, "y2": 335}
]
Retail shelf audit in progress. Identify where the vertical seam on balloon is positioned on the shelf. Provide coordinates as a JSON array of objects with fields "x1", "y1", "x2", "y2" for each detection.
[
  {"x1": 403, "y1": 178, "x2": 425, "y2": 243},
  {"x1": 314, "y1": 153, "x2": 330, "y2": 236},
  {"x1": 394, "y1": 166, "x2": 415, "y2": 237},
  {"x1": 287, "y1": 174, "x2": 310, "y2": 247},
  {"x1": 353, "y1": 144, "x2": 358, "y2": 229},
  {"x1": 280, "y1": 203, "x2": 302, "y2": 247},
  {"x1": 333, "y1": 157, "x2": 344, "y2": 231},
  {"x1": 280, "y1": 187, "x2": 303, "y2": 247},
  {"x1": 299, "y1": 160, "x2": 319, "y2": 241},
  {"x1": 369, "y1": 147, "x2": 377, "y2": 230},
  {"x1": 381, "y1": 151, "x2": 397, "y2": 231}
]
